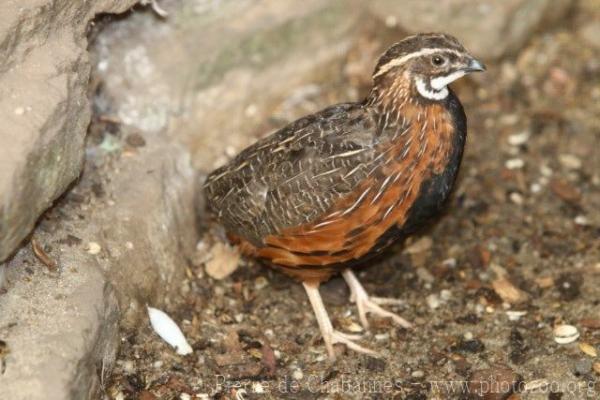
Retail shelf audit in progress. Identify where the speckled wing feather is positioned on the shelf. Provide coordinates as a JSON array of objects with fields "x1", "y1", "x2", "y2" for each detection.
[{"x1": 204, "y1": 102, "x2": 386, "y2": 247}]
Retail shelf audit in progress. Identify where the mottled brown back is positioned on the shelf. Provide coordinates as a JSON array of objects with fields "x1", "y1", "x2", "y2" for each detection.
[{"x1": 204, "y1": 103, "x2": 387, "y2": 246}]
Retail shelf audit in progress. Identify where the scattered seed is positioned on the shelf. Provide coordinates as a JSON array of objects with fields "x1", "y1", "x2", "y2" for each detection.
[
  {"x1": 535, "y1": 276, "x2": 555, "y2": 288},
  {"x1": 506, "y1": 310, "x2": 527, "y2": 321},
  {"x1": 574, "y1": 215, "x2": 589, "y2": 226},
  {"x1": 492, "y1": 277, "x2": 528, "y2": 304},
  {"x1": 554, "y1": 324, "x2": 580, "y2": 344},
  {"x1": 579, "y1": 342, "x2": 598, "y2": 357},
  {"x1": 559, "y1": 154, "x2": 582, "y2": 170}
]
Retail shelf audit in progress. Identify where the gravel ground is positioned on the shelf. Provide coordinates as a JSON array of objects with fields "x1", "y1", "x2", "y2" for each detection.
[{"x1": 104, "y1": 6, "x2": 600, "y2": 400}]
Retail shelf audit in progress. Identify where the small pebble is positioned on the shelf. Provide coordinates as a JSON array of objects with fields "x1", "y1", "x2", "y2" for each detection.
[
  {"x1": 180, "y1": 394, "x2": 191, "y2": 400},
  {"x1": 574, "y1": 359, "x2": 592, "y2": 375},
  {"x1": 509, "y1": 192, "x2": 524, "y2": 205},
  {"x1": 254, "y1": 276, "x2": 268, "y2": 290},
  {"x1": 252, "y1": 382, "x2": 265, "y2": 393},
  {"x1": 530, "y1": 183, "x2": 542, "y2": 193},
  {"x1": 375, "y1": 333, "x2": 389, "y2": 341},
  {"x1": 244, "y1": 104, "x2": 258, "y2": 117},
  {"x1": 554, "y1": 324, "x2": 580, "y2": 344},
  {"x1": 292, "y1": 369, "x2": 303, "y2": 380},
  {"x1": 540, "y1": 165, "x2": 553, "y2": 177},
  {"x1": 594, "y1": 362, "x2": 600, "y2": 375},
  {"x1": 442, "y1": 258, "x2": 457, "y2": 268},
  {"x1": 505, "y1": 158, "x2": 525, "y2": 170},
  {"x1": 574, "y1": 215, "x2": 589, "y2": 226},
  {"x1": 404, "y1": 236, "x2": 432, "y2": 254},
  {"x1": 86, "y1": 242, "x2": 101, "y2": 255},
  {"x1": 416, "y1": 267, "x2": 435, "y2": 283},
  {"x1": 506, "y1": 310, "x2": 527, "y2": 321},
  {"x1": 440, "y1": 289, "x2": 452, "y2": 301},
  {"x1": 426, "y1": 294, "x2": 440, "y2": 309},
  {"x1": 411, "y1": 370, "x2": 425, "y2": 378},
  {"x1": 125, "y1": 133, "x2": 146, "y2": 148},
  {"x1": 508, "y1": 131, "x2": 530, "y2": 146},
  {"x1": 363, "y1": 356, "x2": 386, "y2": 372},
  {"x1": 385, "y1": 15, "x2": 397, "y2": 27},
  {"x1": 205, "y1": 243, "x2": 240, "y2": 280}
]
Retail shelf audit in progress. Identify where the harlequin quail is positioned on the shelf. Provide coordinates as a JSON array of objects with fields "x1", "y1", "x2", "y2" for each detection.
[{"x1": 204, "y1": 33, "x2": 485, "y2": 360}]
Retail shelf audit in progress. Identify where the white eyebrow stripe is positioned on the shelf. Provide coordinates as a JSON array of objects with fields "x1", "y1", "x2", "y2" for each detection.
[{"x1": 373, "y1": 48, "x2": 463, "y2": 78}]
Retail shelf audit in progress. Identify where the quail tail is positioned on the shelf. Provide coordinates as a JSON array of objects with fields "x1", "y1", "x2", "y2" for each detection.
[{"x1": 303, "y1": 282, "x2": 376, "y2": 360}]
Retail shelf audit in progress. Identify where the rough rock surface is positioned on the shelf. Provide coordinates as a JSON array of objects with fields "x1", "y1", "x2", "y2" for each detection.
[
  {"x1": 91, "y1": 0, "x2": 363, "y2": 170},
  {"x1": 368, "y1": 0, "x2": 575, "y2": 60},
  {"x1": 0, "y1": 138, "x2": 196, "y2": 399},
  {"x1": 0, "y1": 0, "x2": 137, "y2": 263}
]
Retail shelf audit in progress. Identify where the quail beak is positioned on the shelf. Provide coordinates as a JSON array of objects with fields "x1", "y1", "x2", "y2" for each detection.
[{"x1": 463, "y1": 57, "x2": 486, "y2": 73}]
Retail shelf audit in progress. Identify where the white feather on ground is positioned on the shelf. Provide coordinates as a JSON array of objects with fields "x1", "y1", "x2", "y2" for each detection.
[{"x1": 147, "y1": 306, "x2": 193, "y2": 355}]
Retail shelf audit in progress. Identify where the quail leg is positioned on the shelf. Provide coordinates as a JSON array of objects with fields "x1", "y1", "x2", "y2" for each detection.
[
  {"x1": 303, "y1": 281, "x2": 376, "y2": 360},
  {"x1": 342, "y1": 269, "x2": 412, "y2": 330}
]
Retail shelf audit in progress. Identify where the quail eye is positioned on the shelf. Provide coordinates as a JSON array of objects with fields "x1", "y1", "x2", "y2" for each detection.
[{"x1": 432, "y1": 55, "x2": 446, "y2": 66}]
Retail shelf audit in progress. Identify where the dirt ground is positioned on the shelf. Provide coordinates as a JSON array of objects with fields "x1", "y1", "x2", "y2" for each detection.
[{"x1": 103, "y1": 7, "x2": 600, "y2": 400}]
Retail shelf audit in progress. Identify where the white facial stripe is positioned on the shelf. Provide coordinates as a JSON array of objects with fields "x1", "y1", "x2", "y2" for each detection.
[
  {"x1": 430, "y1": 70, "x2": 466, "y2": 90},
  {"x1": 415, "y1": 77, "x2": 448, "y2": 100},
  {"x1": 373, "y1": 48, "x2": 463, "y2": 78}
]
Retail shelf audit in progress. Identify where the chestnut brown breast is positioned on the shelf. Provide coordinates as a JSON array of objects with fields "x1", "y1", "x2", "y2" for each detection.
[{"x1": 205, "y1": 97, "x2": 464, "y2": 282}]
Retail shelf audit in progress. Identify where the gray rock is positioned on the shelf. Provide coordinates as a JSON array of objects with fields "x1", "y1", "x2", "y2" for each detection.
[
  {"x1": 0, "y1": 0, "x2": 138, "y2": 264},
  {"x1": 91, "y1": 0, "x2": 363, "y2": 169},
  {"x1": 368, "y1": 0, "x2": 575, "y2": 60},
  {"x1": 0, "y1": 138, "x2": 196, "y2": 399},
  {"x1": 574, "y1": 358, "x2": 593, "y2": 375}
]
